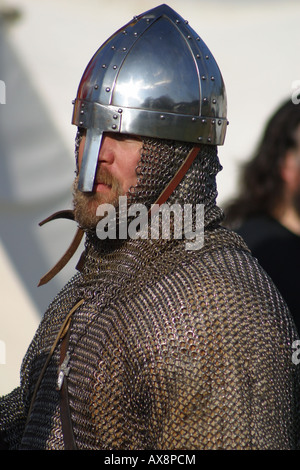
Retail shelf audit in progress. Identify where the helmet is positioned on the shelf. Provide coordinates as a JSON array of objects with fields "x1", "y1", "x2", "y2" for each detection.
[{"x1": 72, "y1": 4, "x2": 227, "y2": 192}]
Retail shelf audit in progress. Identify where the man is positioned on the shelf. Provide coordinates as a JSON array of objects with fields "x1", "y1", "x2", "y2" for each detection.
[
  {"x1": 223, "y1": 99, "x2": 300, "y2": 333},
  {"x1": 1, "y1": 5, "x2": 299, "y2": 450}
]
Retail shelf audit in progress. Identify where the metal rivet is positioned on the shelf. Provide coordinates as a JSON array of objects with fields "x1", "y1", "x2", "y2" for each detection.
[
  {"x1": 112, "y1": 124, "x2": 117, "y2": 130},
  {"x1": 72, "y1": 99, "x2": 75, "y2": 104},
  {"x1": 81, "y1": 103, "x2": 85, "y2": 108},
  {"x1": 122, "y1": 47, "x2": 127, "y2": 52},
  {"x1": 192, "y1": 117, "x2": 196, "y2": 122},
  {"x1": 118, "y1": 108, "x2": 123, "y2": 114},
  {"x1": 122, "y1": 30, "x2": 127, "y2": 35},
  {"x1": 80, "y1": 110, "x2": 84, "y2": 115},
  {"x1": 102, "y1": 64, "x2": 107, "y2": 69},
  {"x1": 218, "y1": 120, "x2": 222, "y2": 125},
  {"x1": 113, "y1": 65, "x2": 118, "y2": 70},
  {"x1": 212, "y1": 99, "x2": 217, "y2": 104},
  {"x1": 211, "y1": 76, "x2": 215, "y2": 81},
  {"x1": 196, "y1": 37, "x2": 200, "y2": 41},
  {"x1": 185, "y1": 20, "x2": 189, "y2": 24},
  {"x1": 106, "y1": 87, "x2": 110, "y2": 92},
  {"x1": 175, "y1": 19, "x2": 180, "y2": 24},
  {"x1": 207, "y1": 137, "x2": 212, "y2": 143},
  {"x1": 203, "y1": 97, "x2": 208, "y2": 102},
  {"x1": 187, "y1": 35, "x2": 191, "y2": 40},
  {"x1": 196, "y1": 54, "x2": 200, "y2": 59},
  {"x1": 201, "y1": 119, "x2": 207, "y2": 124},
  {"x1": 79, "y1": 121, "x2": 83, "y2": 126},
  {"x1": 201, "y1": 76, "x2": 206, "y2": 80},
  {"x1": 113, "y1": 114, "x2": 118, "y2": 120},
  {"x1": 205, "y1": 55, "x2": 209, "y2": 59},
  {"x1": 134, "y1": 32, "x2": 138, "y2": 37},
  {"x1": 212, "y1": 119, "x2": 215, "y2": 125},
  {"x1": 197, "y1": 136, "x2": 203, "y2": 141},
  {"x1": 160, "y1": 115, "x2": 165, "y2": 120}
]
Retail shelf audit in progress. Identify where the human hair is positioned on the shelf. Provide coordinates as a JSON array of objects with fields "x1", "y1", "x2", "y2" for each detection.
[{"x1": 223, "y1": 99, "x2": 300, "y2": 228}]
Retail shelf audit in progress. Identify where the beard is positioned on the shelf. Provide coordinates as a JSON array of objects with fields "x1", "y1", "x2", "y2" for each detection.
[{"x1": 73, "y1": 167, "x2": 123, "y2": 230}]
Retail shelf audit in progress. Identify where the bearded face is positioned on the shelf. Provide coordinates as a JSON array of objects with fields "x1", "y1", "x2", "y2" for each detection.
[
  {"x1": 72, "y1": 166, "x2": 123, "y2": 230},
  {"x1": 73, "y1": 132, "x2": 142, "y2": 230}
]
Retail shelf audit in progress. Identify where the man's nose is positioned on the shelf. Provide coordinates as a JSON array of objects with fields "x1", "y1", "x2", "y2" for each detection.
[{"x1": 98, "y1": 135, "x2": 116, "y2": 165}]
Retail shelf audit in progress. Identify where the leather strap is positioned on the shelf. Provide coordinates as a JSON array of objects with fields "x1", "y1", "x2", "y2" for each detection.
[
  {"x1": 150, "y1": 145, "x2": 200, "y2": 215},
  {"x1": 38, "y1": 213, "x2": 84, "y2": 286},
  {"x1": 39, "y1": 209, "x2": 76, "y2": 225},
  {"x1": 58, "y1": 322, "x2": 77, "y2": 450},
  {"x1": 26, "y1": 300, "x2": 84, "y2": 431}
]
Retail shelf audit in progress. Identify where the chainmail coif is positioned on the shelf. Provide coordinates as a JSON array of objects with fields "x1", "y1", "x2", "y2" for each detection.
[{"x1": 1, "y1": 136, "x2": 300, "y2": 450}]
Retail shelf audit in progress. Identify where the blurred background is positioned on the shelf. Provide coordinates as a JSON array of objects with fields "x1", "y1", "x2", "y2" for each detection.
[{"x1": 0, "y1": 0, "x2": 299, "y2": 395}]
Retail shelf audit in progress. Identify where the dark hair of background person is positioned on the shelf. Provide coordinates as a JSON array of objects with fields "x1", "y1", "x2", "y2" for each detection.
[{"x1": 223, "y1": 99, "x2": 300, "y2": 228}]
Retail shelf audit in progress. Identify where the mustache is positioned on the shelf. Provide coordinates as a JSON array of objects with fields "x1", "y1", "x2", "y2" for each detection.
[
  {"x1": 73, "y1": 167, "x2": 122, "y2": 198},
  {"x1": 73, "y1": 167, "x2": 120, "y2": 194},
  {"x1": 94, "y1": 167, "x2": 117, "y2": 188}
]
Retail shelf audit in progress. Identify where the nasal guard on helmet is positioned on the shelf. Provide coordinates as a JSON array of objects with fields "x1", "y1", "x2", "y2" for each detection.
[{"x1": 72, "y1": 4, "x2": 228, "y2": 192}]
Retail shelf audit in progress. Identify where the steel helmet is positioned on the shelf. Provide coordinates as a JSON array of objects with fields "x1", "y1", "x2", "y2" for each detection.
[{"x1": 72, "y1": 4, "x2": 227, "y2": 192}]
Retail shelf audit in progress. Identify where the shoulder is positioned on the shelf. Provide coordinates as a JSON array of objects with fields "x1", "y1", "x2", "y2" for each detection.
[{"x1": 147, "y1": 229, "x2": 293, "y2": 331}]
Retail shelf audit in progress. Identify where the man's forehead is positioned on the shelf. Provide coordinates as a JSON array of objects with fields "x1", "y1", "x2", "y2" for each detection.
[
  {"x1": 79, "y1": 129, "x2": 142, "y2": 142},
  {"x1": 103, "y1": 132, "x2": 142, "y2": 143}
]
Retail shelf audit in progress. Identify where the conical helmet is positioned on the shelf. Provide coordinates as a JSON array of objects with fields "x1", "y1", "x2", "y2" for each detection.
[{"x1": 72, "y1": 4, "x2": 227, "y2": 191}]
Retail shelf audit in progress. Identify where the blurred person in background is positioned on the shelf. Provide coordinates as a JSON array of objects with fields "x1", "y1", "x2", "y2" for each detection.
[{"x1": 223, "y1": 99, "x2": 300, "y2": 333}]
